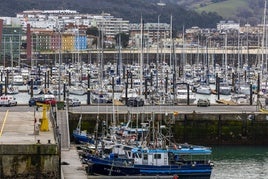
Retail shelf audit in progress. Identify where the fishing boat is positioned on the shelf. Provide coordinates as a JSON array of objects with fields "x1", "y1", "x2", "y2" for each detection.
[
  {"x1": 86, "y1": 114, "x2": 213, "y2": 178},
  {"x1": 72, "y1": 115, "x2": 94, "y2": 144},
  {"x1": 87, "y1": 143, "x2": 213, "y2": 178}
]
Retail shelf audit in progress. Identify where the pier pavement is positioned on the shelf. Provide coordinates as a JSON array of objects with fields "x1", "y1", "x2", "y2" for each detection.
[
  {"x1": 61, "y1": 145, "x2": 88, "y2": 179},
  {"x1": 0, "y1": 109, "x2": 88, "y2": 179},
  {"x1": 0, "y1": 110, "x2": 55, "y2": 144}
]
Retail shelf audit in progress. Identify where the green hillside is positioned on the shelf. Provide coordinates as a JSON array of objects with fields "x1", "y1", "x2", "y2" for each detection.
[
  {"x1": 0, "y1": 0, "x2": 223, "y2": 30},
  {"x1": 196, "y1": 0, "x2": 249, "y2": 19},
  {"x1": 174, "y1": 0, "x2": 264, "y2": 25}
]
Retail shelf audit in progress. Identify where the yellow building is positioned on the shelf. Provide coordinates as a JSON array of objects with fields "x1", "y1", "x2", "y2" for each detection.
[{"x1": 61, "y1": 33, "x2": 75, "y2": 52}]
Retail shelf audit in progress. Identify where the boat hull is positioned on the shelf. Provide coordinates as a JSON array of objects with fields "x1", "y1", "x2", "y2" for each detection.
[
  {"x1": 88, "y1": 162, "x2": 212, "y2": 178},
  {"x1": 87, "y1": 155, "x2": 212, "y2": 178}
]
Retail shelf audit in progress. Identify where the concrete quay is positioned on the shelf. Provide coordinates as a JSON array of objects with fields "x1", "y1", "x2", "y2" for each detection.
[
  {"x1": 0, "y1": 108, "x2": 88, "y2": 179},
  {"x1": 0, "y1": 110, "x2": 61, "y2": 178},
  {"x1": 0, "y1": 110, "x2": 55, "y2": 144}
]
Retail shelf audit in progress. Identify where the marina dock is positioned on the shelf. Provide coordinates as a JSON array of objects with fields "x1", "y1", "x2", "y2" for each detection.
[{"x1": 1, "y1": 103, "x2": 268, "y2": 178}]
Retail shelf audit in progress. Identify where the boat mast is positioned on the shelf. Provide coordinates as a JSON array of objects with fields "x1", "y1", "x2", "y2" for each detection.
[
  {"x1": 169, "y1": 15, "x2": 172, "y2": 67},
  {"x1": 262, "y1": 0, "x2": 267, "y2": 76},
  {"x1": 140, "y1": 16, "x2": 144, "y2": 96}
]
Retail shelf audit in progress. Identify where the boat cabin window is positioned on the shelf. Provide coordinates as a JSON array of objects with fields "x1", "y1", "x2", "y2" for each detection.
[
  {"x1": 154, "y1": 154, "x2": 161, "y2": 159},
  {"x1": 134, "y1": 153, "x2": 141, "y2": 159},
  {"x1": 143, "y1": 153, "x2": 148, "y2": 160},
  {"x1": 126, "y1": 151, "x2": 132, "y2": 158}
]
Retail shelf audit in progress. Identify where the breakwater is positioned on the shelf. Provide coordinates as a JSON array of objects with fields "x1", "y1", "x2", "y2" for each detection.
[{"x1": 68, "y1": 111, "x2": 268, "y2": 145}]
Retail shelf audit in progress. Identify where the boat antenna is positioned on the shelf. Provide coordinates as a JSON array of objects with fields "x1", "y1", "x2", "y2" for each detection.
[{"x1": 94, "y1": 114, "x2": 99, "y2": 155}]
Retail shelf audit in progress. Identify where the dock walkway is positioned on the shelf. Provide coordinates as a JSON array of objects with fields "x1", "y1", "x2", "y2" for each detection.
[
  {"x1": 61, "y1": 145, "x2": 87, "y2": 179},
  {"x1": 57, "y1": 108, "x2": 88, "y2": 179},
  {"x1": 56, "y1": 109, "x2": 70, "y2": 150}
]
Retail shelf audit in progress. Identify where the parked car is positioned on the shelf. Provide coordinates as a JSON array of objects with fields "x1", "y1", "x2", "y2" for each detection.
[
  {"x1": 28, "y1": 97, "x2": 43, "y2": 107},
  {"x1": 197, "y1": 99, "x2": 210, "y2": 107},
  {"x1": 43, "y1": 95, "x2": 57, "y2": 106},
  {"x1": 29, "y1": 95, "x2": 57, "y2": 107},
  {"x1": 0, "y1": 95, "x2": 17, "y2": 106},
  {"x1": 66, "y1": 97, "x2": 81, "y2": 107},
  {"x1": 126, "y1": 97, "x2": 144, "y2": 107}
]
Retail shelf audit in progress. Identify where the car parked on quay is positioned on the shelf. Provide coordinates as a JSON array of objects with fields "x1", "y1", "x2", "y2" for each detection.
[
  {"x1": 197, "y1": 99, "x2": 210, "y2": 107},
  {"x1": 28, "y1": 95, "x2": 57, "y2": 107},
  {"x1": 0, "y1": 95, "x2": 17, "y2": 106},
  {"x1": 66, "y1": 97, "x2": 81, "y2": 107}
]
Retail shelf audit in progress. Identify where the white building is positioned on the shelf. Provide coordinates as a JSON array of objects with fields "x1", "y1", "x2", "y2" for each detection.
[
  {"x1": 16, "y1": 10, "x2": 129, "y2": 39},
  {"x1": 217, "y1": 20, "x2": 240, "y2": 31},
  {"x1": 129, "y1": 22, "x2": 170, "y2": 47}
]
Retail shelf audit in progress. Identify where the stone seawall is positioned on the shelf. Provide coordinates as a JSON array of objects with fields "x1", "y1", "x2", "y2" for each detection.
[
  {"x1": 0, "y1": 144, "x2": 60, "y2": 179},
  {"x1": 68, "y1": 112, "x2": 268, "y2": 145}
]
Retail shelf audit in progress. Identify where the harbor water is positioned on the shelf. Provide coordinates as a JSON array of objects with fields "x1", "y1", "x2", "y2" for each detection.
[{"x1": 211, "y1": 146, "x2": 268, "y2": 179}]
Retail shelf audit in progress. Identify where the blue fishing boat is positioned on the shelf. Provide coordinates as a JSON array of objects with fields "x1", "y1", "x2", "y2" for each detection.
[
  {"x1": 85, "y1": 112, "x2": 213, "y2": 178},
  {"x1": 86, "y1": 143, "x2": 213, "y2": 178},
  {"x1": 72, "y1": 115, "x2": 94, "y2": 144}
]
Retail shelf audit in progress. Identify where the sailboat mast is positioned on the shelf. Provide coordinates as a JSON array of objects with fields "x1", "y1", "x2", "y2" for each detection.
[
  {"x1": 169, "y1": 15, "x2": 172, "y2": 67},
  {"x1": 140, "y1": 16, "x2": 144, "y2": 95},
  {"x1": 262, "y1": 0, "x2": 267, "y2": 76}
]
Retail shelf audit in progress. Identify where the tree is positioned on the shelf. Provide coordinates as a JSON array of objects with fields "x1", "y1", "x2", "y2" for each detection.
[
  {"x1": 86, "y1": 27, "x2": 99, "y2": 37},
  {"x1": 86, "y1": 27, "x2": 105, "y2": 48},
  {"x1": 114, "y1": 33, "x2": 130, "y2": 48}
]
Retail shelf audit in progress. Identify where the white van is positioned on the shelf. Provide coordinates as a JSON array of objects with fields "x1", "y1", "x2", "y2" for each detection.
[{"x1": 0, "y1": 95, "x2": 18, "y2": 106}]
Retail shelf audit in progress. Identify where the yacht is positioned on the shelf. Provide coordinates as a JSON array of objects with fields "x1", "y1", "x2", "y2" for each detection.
[
  {"x1": 12, "y1": 75, "x2": 24, "y2": 86},
  {"x1": 196, "y1": 84, "x2": 211, "y2": 95},
  {"x1": 68, "y1": 84, "x2": 86, "y2": 95},
  {"x1": 120, "y1": 88, "x2": 140, "y2": 101},
  {"x1": 91, "y1": 88, "x2": 112, "y2": 103},
  {"x1": 175, "y1": 85, "x2": 196, "y2": 104},
  {"x1": 219, "y1": 82, "x2": 232, "y2": 95}
]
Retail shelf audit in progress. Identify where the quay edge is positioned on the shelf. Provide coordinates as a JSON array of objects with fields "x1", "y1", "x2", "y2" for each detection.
[{"x1": 68, "y1": 111, "x2": 268, "y2": 146}]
